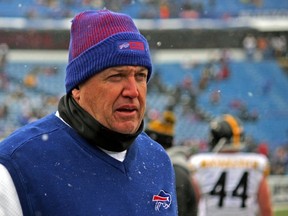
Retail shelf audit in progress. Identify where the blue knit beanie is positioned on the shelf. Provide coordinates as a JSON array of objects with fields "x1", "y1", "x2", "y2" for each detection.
[{"x1": 65, "y1": 10, "x2": 152, "y2": 93}]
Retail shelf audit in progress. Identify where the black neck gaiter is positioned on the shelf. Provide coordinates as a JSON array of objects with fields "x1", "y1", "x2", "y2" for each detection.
[{"x1": 58, "y1": 95, "x2": 143, "y2": 152}]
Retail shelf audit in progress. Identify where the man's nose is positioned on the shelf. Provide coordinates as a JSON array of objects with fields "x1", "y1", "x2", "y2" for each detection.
[{"x1": 122, "y1": 77, "x2": 139, "y2": 98}]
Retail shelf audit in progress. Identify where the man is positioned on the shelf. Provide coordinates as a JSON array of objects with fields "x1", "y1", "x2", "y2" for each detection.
[
  {"x1": 0, "y1": 10, "x2": 177, "y2": 215},
  {"x1": 188, "y1": 114, "x2": 273, "y2": 216},
  {"x1": 167, "y1": 146, "x2": 199, "y2": 216},
  {"x1": 146, "y1": 109, "x2": 198, "y2": 216},
  {"x1": 145, "y1": 108, "x2": 176, "y2": 149}
]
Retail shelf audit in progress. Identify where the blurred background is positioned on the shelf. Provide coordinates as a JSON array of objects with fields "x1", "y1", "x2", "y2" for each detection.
[{"x1": 0, "y1": 0, "x2": 288, "y2": 214}]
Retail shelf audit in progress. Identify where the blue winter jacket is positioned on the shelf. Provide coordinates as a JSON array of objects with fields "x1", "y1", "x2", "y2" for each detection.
[{"x1": 0, "y1": 113, "x2": 177, "y2": 216}]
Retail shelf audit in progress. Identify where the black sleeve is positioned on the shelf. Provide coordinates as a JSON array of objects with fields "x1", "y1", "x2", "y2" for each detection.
[
  {"x1": 173, "y1": 164, "x2": 198, "y2": 216},
  {"x1": 145, "y1": 129, "x2": 173, "y2": 149}
]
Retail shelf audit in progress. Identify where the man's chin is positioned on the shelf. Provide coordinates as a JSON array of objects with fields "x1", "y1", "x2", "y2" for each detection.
[{"x1": 113, "y1": 122, "x2": 139, "y2": 134}]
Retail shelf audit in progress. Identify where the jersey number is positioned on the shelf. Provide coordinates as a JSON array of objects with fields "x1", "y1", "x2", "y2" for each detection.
[{"x1": 209, "y1": 171, "x2": 248, "y2": 208}]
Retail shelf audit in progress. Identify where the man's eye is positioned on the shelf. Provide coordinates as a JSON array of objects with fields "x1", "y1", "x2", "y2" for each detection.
[
  {"x1": 108, "y1": 74, "x2": 122, "y2": 81},
  {"x1": 136, "y1": 73, "x2": 147, "y2": 81}
]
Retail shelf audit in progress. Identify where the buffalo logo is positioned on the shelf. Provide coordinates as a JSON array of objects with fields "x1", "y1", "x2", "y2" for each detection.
[
  {"x1": 118, "y1": 42, "x2": 130, "y2": 50},
  {"x1": 152, "y1": 190, "x2": 172, "y2": 211},
  {"x1": 118, "y1": 41, "x2": 145, "y2": 51}
]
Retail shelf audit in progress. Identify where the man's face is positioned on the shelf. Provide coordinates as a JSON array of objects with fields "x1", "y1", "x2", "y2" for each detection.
[{"x1": 72, "y1": 66, "x2": 148, "y2": 134}]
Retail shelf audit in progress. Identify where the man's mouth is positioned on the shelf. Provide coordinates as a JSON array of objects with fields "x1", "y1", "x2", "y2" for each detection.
[{"x1": 116, "y1": 107, "x2": 137, "y2": 112}]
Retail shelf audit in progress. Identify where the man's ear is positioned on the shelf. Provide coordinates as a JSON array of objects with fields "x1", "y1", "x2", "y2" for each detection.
[{"x1": 71, "y1": 86, "x2": 80, "y2": 102}]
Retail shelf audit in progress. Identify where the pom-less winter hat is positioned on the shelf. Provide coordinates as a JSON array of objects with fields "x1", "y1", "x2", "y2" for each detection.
[{"x1": 65, "y1": 9, "x2": 152, "y2": 93}]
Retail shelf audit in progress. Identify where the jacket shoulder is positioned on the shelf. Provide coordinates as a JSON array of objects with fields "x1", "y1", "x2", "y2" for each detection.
[{"x1": 0, "y1": 114, "x2": 64, "y2": 156}]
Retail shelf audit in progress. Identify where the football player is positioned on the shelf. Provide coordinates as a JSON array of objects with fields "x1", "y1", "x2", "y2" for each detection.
[{"x1": 189, "y1": 114, "x2": 273, "y2": 216}]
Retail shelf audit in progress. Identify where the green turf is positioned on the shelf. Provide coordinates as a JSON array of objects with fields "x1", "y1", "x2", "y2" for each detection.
[{"x1": 274, "y1": 207, "x2": 288, "y2": 216}]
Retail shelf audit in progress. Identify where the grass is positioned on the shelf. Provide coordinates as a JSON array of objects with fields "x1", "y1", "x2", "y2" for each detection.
[
  {"x1": 274, "y1": 206, "x2": 288, "y2": 216},
  {"x1": 275, "y1": 210, "x2": 288, "y2": 216}
]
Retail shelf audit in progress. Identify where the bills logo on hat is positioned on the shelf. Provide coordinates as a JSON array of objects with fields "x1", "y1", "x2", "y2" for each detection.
[
  {"x1": 118, "y1": 41, "x2": 145, "y2": 51},
  {"x1": 152, "y1": 190, "x2": 172, "y2": 211}
]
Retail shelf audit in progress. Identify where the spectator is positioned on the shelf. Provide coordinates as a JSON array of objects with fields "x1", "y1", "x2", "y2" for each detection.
[
  {"x1": 217, "y1": 57, "x2": 230, "y2": 80},
  {"x1": 23, "y1": 72, "x2": 38, "y2": 88},
  {"x1": 159, "y1": 1, "x2": 170, "y2": 19},
  {"x1": 0, "y1": 43, "x2": 9, "y2": 89},
  {"x1": 243, "y1": 34, "x2": 257, "y2": 60},
  {"x1": 0, "y1": 43, "x2": 9, "y2": 73},
  {"x1": 209, "y1": 90, "x2": 220, "y2": 105},
  {"x1": 271, "y1": 146, "x2": 288, "y2": 175}
]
